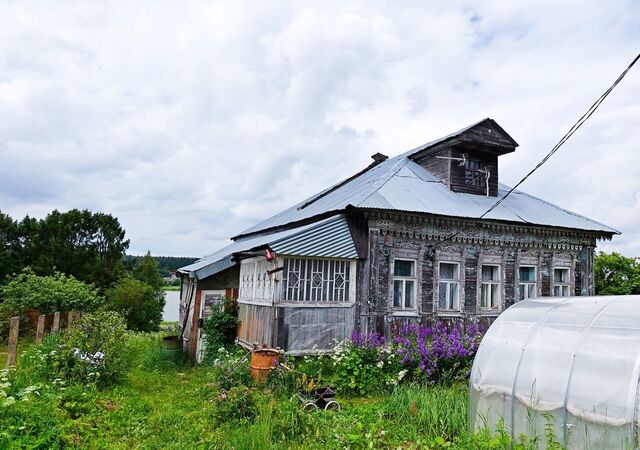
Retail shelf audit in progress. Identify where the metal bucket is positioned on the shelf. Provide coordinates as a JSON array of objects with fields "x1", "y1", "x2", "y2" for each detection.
[
  {"x1": 161, "y1": 335, "x2": 182, "y2": 355},
  {"x1": 250, "y1": 348, "x2": 280, "y2": 383}
]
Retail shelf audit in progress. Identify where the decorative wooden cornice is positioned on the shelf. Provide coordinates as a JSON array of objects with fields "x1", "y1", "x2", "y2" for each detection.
[{"x1": 368, "y1": 211, "x2": 599, "y2": 250}]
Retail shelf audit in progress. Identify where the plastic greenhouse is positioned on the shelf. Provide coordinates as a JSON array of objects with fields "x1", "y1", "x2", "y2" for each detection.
[{"x1": 470, "y1": 295, "x2": 640, "y2": 449}]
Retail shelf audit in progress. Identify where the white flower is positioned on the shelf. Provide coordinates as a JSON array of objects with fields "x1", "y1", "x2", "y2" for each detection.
[
  {"x1": 2, "y1": 397, "x2": 15, "y2": 407},
  {"x1": 376, "y1": 361, "x2": 384, "y2": 369}
]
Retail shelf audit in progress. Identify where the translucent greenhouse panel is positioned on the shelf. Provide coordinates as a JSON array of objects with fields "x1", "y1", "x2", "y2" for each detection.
[
  {"x1": 565, "y1": 297, "x2": 640, "y2": 449},
  {"x1": 511, "y1": 297, "x2": 619, "y2": 443},
  {"x1": 470, "y1": 299, "x2": 560, "y2": 434}
]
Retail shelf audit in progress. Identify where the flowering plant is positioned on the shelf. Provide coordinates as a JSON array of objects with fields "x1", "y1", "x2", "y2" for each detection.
[
  {"x1": 394, "y1": 322, "x2": 483, "y2": 384},
  {"x1": 326, "y1": 323, "x2": 483, "y2": 393}
]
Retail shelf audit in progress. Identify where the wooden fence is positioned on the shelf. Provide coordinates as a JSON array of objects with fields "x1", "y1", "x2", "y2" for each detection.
[{"x1": 4, "y1": 311, "x2": 81, "y2": 367}]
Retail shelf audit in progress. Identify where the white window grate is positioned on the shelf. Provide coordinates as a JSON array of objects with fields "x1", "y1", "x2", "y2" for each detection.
[{"x1": 283, "y1": 258, "x2": 351, "y2": 302}]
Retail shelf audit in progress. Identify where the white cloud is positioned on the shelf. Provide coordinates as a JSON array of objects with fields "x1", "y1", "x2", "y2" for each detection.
[{"x1": 0, "y1": 0, "x2": 638, "y2": 257}]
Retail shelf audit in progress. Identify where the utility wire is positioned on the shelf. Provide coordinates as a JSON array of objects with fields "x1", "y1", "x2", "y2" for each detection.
[{"x1": 433, "y1": 51, "x2": 640, "y2": 248}]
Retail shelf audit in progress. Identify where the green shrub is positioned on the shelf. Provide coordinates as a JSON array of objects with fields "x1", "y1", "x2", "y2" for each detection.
[
  {"x1": 62, "y1": 311, "x2": 129, "y2": 387},
  {"x1": 18, "y1": 311, "x2": 130, "y2": 388},
  {"x1": 210, "y1": 347, "x2": 253, "y2": 390},
  {"x1": 104, "y1": 278, "x2": 164, "y2": 332},
  {"x1": 0, "y1": 268, "x2": 102, "y2": 313},
  {"x1": 328, "y1": 339, "x2": 404, "y2": 396},
  {"x1": 202, "y1": 304, "x2": 239, "y2": 361},
  {"x1": 212, "y1": 384, "x2": 258, "y2": 423}
]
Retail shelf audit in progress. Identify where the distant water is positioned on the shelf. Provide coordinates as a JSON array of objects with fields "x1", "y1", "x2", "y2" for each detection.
[{"x1": 163, "y1": 290, "x2": 180, "y2": 322}]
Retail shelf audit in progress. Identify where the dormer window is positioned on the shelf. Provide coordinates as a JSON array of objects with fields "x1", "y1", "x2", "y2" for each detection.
[
  {"x1": 464, "y1": 158, "x2": 486, "y2": 187},
  {"x1": 408, "y1": 118, "x2": 518, "y2": 197}
]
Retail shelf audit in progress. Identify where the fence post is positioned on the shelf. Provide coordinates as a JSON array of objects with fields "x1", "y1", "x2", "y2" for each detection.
[
  {"x1": 67, "y1": 311, "x2": 74, "y2": 329},
  {"x1": 7, "y1": 316, "x2": 19, "y2": 366},
  {"x1": 52, "y1": 312, "x2": 60, "y2": 333},
  {"x1": 35, "y1": 314, "x2": 45, "y2": 344}
]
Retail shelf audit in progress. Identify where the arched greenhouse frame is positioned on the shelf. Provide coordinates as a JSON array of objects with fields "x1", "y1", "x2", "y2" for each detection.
[{"x1": 470, "y1": 295, "x2": 640, "y2": 449}]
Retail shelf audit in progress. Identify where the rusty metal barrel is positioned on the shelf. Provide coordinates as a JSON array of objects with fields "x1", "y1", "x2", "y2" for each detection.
[{"x1": 250, "y1": 348, "x2": 280, "y2": 383}]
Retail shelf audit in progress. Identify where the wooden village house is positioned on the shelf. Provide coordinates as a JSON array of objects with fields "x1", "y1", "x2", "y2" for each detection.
[{"x1": 177, "y1": 118, "x2": 618, "y2": 360}]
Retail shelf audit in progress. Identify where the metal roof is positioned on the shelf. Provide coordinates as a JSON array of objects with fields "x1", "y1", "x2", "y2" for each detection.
[
  {"x1": 182, "y1": 119, "x2": 618, "y2": 280},
  {"x1": 235, "y1": 120, "x2": 618, "y2": 238},
  {"x1": 179, "y1": 215, "x2": 357, "y2": 280}
]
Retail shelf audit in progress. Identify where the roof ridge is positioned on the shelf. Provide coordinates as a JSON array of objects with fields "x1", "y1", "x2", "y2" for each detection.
[{"x1": 355, "y1": 157, "x2": 411, "y2": 207}]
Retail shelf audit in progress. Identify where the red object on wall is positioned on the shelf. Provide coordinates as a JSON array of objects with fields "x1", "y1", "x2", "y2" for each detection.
[{"x1": 265, "y1": 249, "x2": 274, "y2": 262}]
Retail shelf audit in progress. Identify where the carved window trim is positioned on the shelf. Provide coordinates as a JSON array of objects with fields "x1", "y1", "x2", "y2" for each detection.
[
  {"x1": 436, "y1": 261, "x2": 461, "y2": 313},
  {"x1": 518, "y1": 265, "x2": 537, "y2": 301},
  {"x1": 552, "y1": 266, "x2": 572, "y2": 297},
  {"x1": 479, "y1": 264, "x2": 502, "y2": 311},
  {"x1": 390, "y1": 258, "x2": 418, "y2": 313}
]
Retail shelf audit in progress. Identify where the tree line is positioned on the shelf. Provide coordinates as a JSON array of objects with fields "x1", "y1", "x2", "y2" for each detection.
[
  {"x1": 0, "y1": 209, "x2": 188, "y2": 337},
  {"x1": 125, "y1": 255, "x2": 197, "y2": 278},
  {"x1": 0, "y1": 209, "x2": 129, "y2": 289}
]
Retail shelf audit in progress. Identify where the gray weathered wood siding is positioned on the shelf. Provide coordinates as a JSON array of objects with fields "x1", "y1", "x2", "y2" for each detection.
[
  {"x1": 413, "y1": 148, "x2": 451, "y2": 188},
  {"x1": 237, "y1": 303, "x2": 274, "y2": 348},
  {"x1": 362, "y1": 212, "x2": 600, "y2": 336}
]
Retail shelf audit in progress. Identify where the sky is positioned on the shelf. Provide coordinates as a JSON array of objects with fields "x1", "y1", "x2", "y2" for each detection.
[{"x1": 0, "y1": 1, "x2": 639, "y2": 258}]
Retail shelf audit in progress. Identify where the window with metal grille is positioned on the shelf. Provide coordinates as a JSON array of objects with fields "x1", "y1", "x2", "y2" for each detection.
[
  {"x1": 480, "y1": 264, "x2": 501, "y2": 310},
  {"x1": 282, "y1": 258, "x2": 351, "y2": 302},
  {"x1": 553, "y1": 267, "x2": 571, "y2": 297},
  {"x1": 464, "y1": 158, "x2": 486, "y2": 187},
  {"x1": 518, "y1": 266, "x2": 537, "y2": 300}
]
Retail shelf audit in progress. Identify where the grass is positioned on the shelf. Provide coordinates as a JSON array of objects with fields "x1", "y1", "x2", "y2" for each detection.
[
  {"x1": 0, "y1": 335, "x2": 516, "y2": 449},
  {"x1": 163, "y1": 285, "x2": 181, "y2": 291}
]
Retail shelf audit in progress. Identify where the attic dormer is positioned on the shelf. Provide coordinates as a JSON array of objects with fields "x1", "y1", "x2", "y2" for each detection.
[{"x1": 410, "y1": 118, "x2": 518, "y2": 197}]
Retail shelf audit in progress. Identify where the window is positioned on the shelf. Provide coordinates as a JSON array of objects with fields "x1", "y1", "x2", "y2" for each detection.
[
  {"x1": 438, "y1": 262, "x2": 460, "y2": 311},
  {"x1": 393, "y1": 259, "x2": 416, "y2": 309},
  {"x1": 464, "y1": 158, "x2": 486, "y2": 187},
  {"x1": 518, "y1": 266, "x2": 537, "y2": 300},
  {"x1": 553, "y1": 267, "x2": 571, "y2": 297},
  {"x1": 480, "y1": 265, "x2": 501, "y2": 310},
  {"x1": 202, "y1": 290, "x2": 225, "y2": 316},
  {"x1": 282, "y1": 258, "x2": 351, "y2": 302}
]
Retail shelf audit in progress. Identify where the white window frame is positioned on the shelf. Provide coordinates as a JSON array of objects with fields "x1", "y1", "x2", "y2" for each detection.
[
  {"x1": 553, "y1": 266, "x2": 571, "y2": 297},
  {"x1": 238, "y1": 257, "x2": 280, "y2": 305},
  {"x1": 201, "y1": 290, "x2": 226, "y2": 315},
  {"x1": 518, "y1": 265, "x2": 537, "y2": 301},
  {"x1": 281, "y1": 257, "x2": 355, "y2": 304},
  {"x1": 480, "y1": 264, "x2": 501, "y2": 311},
  {"x1": 437, "y1": 261, "x2": 461, "y2": 312},
  {"x1": 392, "y1": 258, "x2": 417, "y2": 311}
]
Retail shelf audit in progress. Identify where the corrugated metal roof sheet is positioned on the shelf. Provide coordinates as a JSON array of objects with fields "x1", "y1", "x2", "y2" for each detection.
[
  {"x1": 270, "y1": 214, "x2": 357, "y2": 258},
  {"x1": 235, "y1": 121, "x2": 618, "y2": 237},
  {"x1": 179, "y1": 216, "x2": 357, "y2": 279}
]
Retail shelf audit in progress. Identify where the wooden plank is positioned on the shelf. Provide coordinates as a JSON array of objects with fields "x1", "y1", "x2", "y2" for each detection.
[
  {"x1": 52, "y1": 311, "x2": 61, "y2": 333},
  {"x1": 7, "y1": 316, "x2": 19, "y2": 366},
  {"x1": 35, "y1": 314, "x2": 45, "y2": 344}
]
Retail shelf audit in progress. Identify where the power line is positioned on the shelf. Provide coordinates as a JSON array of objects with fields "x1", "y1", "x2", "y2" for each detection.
[{"x1": 434, "y1": 51, "x2": 640, "y2": 248}]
